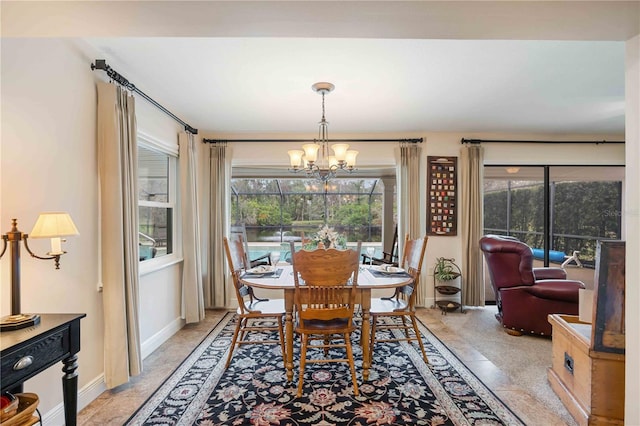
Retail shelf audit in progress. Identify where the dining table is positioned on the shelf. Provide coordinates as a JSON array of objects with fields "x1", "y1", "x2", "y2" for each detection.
[{"x1": 239, "y1": 263, "x2": 414, "y2": 381}]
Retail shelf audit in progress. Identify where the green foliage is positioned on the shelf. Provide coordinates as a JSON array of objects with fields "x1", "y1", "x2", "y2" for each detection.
[
  {"x1": 331, "y1": 203, "x2": 370, "y2": 227},
  {"x1": 434, "y1": 258, "x2": 460, "y2": 281},
  {"x1": 234, "y1": 197, "x2": 290, "y2": 226},
  {"x1": 483, "y1": 180, "x2": 622, "y2": 263}
]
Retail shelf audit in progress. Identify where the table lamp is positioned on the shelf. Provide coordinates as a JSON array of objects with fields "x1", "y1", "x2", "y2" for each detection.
[{"x1": 0, "y1": 212, "x2": 79, "y2": 331}]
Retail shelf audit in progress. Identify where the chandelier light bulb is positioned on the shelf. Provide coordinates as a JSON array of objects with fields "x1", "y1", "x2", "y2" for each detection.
[
  {"x1": 330, "y1": 144, "x2": 349, "y2": 162},
  {"x1": 345, "y1": 150, "x2": 359, "y2": 168},
  {"x1": 302, "y1": 143, "x2": 320, "y2": 163},
  {"x1": 288, "y1": 150, "x2": 304, "y2": 168}
]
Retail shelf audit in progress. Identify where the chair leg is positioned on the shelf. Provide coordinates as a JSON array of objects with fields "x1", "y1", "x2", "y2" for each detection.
[
  {"x1": 238, "y1": 317, "x2": 248, "y2": 343},
  {"x1": 344, "y1": 333, "x2": 359, "y2": 396},
  {"x1": 297, "y1": 334, "x2": 308, "y2": 397},
  {"x1": 410, "y1": 316, "x2": 429, "y2": 364},
  {"x1": 401, "y1": 316, "x2": 410, "y2": 338},
  {"x1": 277, "y1": 317, "x2": 286, "y2": 368},
  {"x1": 369, "y1": 315, "x2": 378, "y2": 365},
  {"x1": 225, "y1": 317, "x2": 243, "y2": 368}
]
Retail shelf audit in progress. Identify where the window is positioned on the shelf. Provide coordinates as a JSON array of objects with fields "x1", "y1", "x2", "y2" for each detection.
[
  {"x1": 483, "y1": 165, "x2": 623, "y2": 285},
  {"x1": 138, "y1": 143, "x2": 177, "y2": 263},
  {"x1": 230, "y1": 177, "x2": 390, "y2": 259}
]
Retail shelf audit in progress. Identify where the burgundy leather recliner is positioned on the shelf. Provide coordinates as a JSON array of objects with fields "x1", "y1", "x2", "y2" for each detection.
[{"x1": 479, "y1": 235, "x2": 585, "y2": 336}]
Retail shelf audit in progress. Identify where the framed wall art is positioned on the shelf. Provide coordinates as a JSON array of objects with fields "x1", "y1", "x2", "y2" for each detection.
[{"x1": 427, "y1": 156, "x2": 457, "y2": 236}]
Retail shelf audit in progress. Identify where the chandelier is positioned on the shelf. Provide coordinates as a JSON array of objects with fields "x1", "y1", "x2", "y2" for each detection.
[{"x1": 287, "y1": 82, "x2": 358, "y2": 182}]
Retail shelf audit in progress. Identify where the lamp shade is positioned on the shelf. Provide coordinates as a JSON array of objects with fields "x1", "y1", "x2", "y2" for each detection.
[
  {"x1": 288, "y1": 150, "x2": 304, "y2": 168},
  {"x1": 345, "y1": 150, "x2": 359, "y2": 168},
  {"x1": 330, "y1": 143, "x2": 349, "y2": 161},
  {"x1": 302, "y1": 144, "x2": 320, "y2": 163},
  {"x1": 30, "y1": 212, "x2": 79, "y2": 238}
]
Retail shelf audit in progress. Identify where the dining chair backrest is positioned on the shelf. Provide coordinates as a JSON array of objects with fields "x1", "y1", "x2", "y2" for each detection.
[
  {"x1": 398, "y1": 234, "x2": 429, "y2": 305},
  {"x1": 225, "y1": 234, "x2": 249, "y2": 273},
  {"x1": 230, "y1": 224, "x2": 271, "y2": 267},
  {"x1": 289, "y1": 242, "x2": 362, "y2": 322},
  {"x1": 386, "y1": 225, "x2": 399, "y2": 264},
  {"x1": 401, "y1": 234, "x2": 429, "y2": 278},
  {"x1": 223, "y1": 236, "x2": 256, "y2": 314}
]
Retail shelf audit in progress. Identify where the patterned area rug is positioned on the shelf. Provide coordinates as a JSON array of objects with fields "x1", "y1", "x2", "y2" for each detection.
[{"x1": 126, "y1": 313, "x2": 523, "y2": 425}]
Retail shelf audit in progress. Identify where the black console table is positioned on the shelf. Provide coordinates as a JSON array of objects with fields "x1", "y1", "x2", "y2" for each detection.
[{"x1": 1, "y1": 313, "x2": 86, "y2": 426}]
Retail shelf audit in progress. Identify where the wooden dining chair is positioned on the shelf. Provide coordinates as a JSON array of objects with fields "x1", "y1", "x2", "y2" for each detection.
[
  {"x1": 362, "y1": 225, "x2": 399, "y2": 267},
  {"x1": 230, "y1": 224, "x2": 271, "y2": 267},
  {"x1": 223, "y1": 236, "x2": 286, "y2": 368},
  {"x1": 369, "y1": 234, "x2": 429, "y2": 364},
  {"x1": 289, "y1": 241, "x2": 362, "y2": 397}
]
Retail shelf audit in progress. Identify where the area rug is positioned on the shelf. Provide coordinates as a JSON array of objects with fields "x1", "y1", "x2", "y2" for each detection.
[{"x1": 126, "y1": 313, "x2": 524, "y2": 425}]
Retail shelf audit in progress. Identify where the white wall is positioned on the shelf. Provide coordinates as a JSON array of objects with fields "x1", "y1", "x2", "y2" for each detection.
[
  {"x1": 1, "y1": 38, "x2": 105, "y2": 421},
  {"x1": 1, "y1": 38, "x2": 184, "y2": 424}
]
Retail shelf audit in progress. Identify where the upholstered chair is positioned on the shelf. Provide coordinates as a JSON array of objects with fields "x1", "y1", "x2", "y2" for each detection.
[{"x1": 480, "y1": 235, "x2": 585, "y2": 336}]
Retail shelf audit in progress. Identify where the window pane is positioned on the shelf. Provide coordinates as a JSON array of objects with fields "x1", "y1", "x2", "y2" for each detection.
[
  {"x1": 551, "y1": 167, "x2": 622, "y2": 269},
  {"x1": 139, "y1": 146, "x2": 169, "y2": 202},
  {"x1": 483, "y1": 166, "x2": 544, "y2": 247},
  {"x1": 483, "y1": 166, "x2": 545, "y2": 303},
  {"x1": 139, "y1": 206, "x2": 173, "y2": 260},
  {"x1": 138, "y1": 144, "x2": 175, "y2": 263},
  {"x1": 231, "y1": 177, "x2": 388, "y2": 245}
]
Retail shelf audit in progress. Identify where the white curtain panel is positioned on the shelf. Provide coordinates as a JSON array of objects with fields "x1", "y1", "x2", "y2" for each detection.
[
  {"x1": 179, "y1": 132, "x2": 205, "y2": 323},
  {"x1": 97, "y1": 82, "x2": 143, "y2": 388},
  {"x1": 398, "y1": 142, "x2": 425, "y2": 306},
  {"x1": 460, "y1": 144, "x2": 485, "y2": 306},
  {"x1": 207, "y1": 142, "x2": 231, "y2": 308}
]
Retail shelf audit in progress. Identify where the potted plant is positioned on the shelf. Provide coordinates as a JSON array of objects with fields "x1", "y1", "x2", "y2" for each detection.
[{"x1": 434, "y1": 257, "x2": 461, "y2": 281}]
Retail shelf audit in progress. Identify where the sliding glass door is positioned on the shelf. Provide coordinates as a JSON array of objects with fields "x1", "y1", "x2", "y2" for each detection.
[{"x1": 483, "y1": 165, "x2": 623, "y2": 288}]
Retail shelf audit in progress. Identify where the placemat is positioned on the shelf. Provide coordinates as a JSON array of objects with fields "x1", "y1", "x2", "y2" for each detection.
[
  {"x1": 367, "y1": 268, "x2": 412, "y2": 278},
  {"x1": 242, "y1": 268, "x2": 284, "y2": 279}
]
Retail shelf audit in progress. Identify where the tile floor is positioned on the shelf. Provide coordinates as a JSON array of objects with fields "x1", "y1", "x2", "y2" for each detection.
[{"x1": 78, "y1": 308, "x2": 571, "y2": 425}]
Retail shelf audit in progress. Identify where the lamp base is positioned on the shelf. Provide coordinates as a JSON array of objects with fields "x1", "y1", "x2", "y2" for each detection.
[{"x1": 0, "y1": 314, "x2": 41, "y2": 332}]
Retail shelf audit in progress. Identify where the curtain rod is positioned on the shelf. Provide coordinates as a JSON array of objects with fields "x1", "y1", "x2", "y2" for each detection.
[
  {"x1": 203, "y1": 138, "x2": 423, "y2": 144},
  {"x1": 91, "y1": 59, "x2": 198, "y2": 135},
  {"x1": 461, "y1": 138, "x2": 624, "y2": 145}
]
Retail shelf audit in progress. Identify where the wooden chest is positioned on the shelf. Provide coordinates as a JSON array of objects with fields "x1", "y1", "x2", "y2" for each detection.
[{"x1": 547, "y1": 314, "x2": 625, "y2": 426}]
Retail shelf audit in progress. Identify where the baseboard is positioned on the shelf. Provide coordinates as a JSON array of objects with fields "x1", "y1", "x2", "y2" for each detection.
[
  {"x1": 42, "y1": 374, "x2": 107, "y2": 426},
  {"x1": 41, "y1": 317, "x2": 184, "y2": 425},
  {"x1": 141, "y1": 316, "x2": 185, "y2": 359},
  {"x1": 421, "y1": 297, "x2": 436, "y2": 309},
  {"x1": 422, "y1": 297, "x2": 496, "y2": 308}
]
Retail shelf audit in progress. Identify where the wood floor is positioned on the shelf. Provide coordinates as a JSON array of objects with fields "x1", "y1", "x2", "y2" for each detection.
[{"x1": 78, "y1": 308, "x2": 573, "y2": 425}]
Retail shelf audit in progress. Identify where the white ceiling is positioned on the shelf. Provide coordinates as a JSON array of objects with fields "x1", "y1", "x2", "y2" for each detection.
[
  {"x1": 86, "y1": 37, "x2": 626, "y2": 136},
  {"x1": 9, "y1": 1, "x2": 632, "y2": 137}
]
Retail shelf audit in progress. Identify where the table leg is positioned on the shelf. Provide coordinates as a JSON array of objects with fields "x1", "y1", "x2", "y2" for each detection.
[
  {"x1": 361, "y1": 288, "x2": 371, "y2": 381},
  {"x1": 284, "y1": 289, "x2": 295, "y2": 381},
  {"x1": 62, "y1": 354, "x2": 79, "y2": 426}
]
